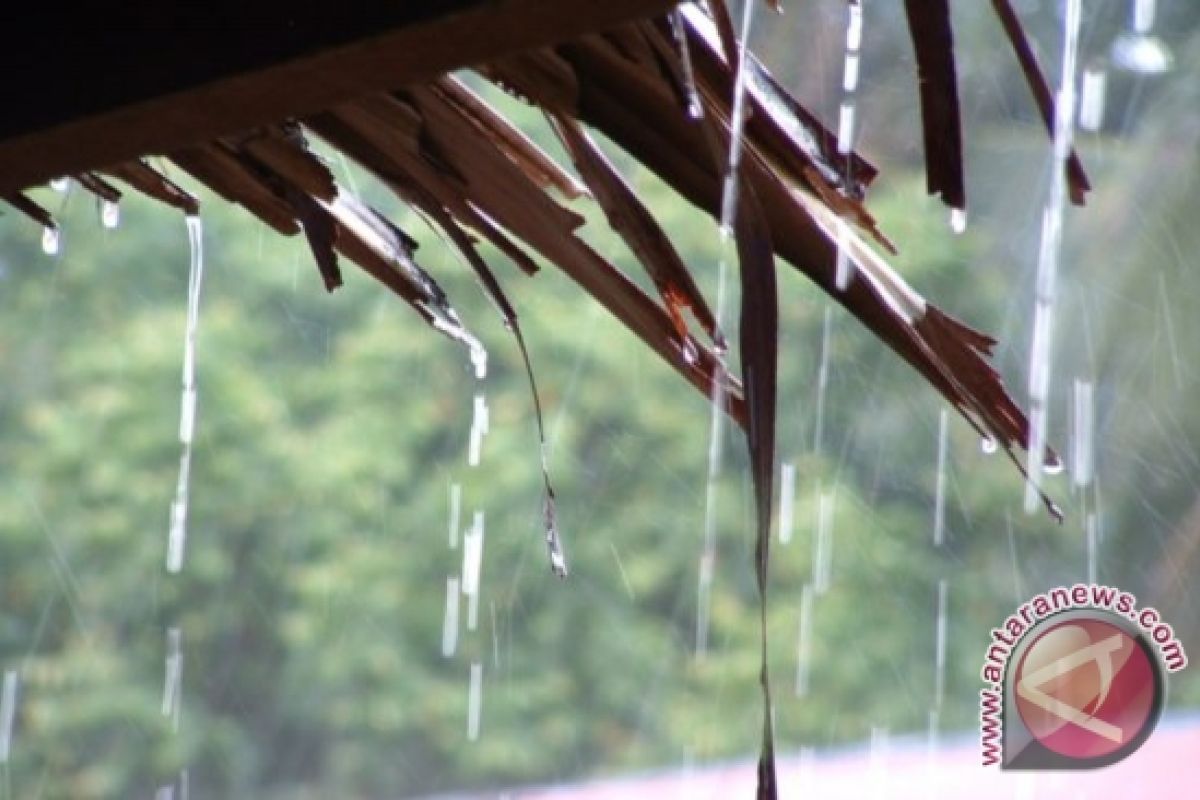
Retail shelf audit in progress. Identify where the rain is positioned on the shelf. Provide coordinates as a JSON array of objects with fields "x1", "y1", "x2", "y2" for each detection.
[{"x1": 0, "y1": 1, "x2": 1197, "y2": 798}]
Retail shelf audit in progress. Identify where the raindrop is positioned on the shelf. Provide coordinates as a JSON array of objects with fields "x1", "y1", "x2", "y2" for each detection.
[
  {"x1": 842, "y1": 53, "x2": 860, "y2": 93},
  {"x1": 448, "y1": 482, "x2": 462, "y2": 549},
  {"x1": 461, "y1": 511, "x2": 484, "y2": 598},
  {"x1": 1111, "y1": 33, "x2": 1173, "y2": 75},
  {"x1": 1133, "y1": 0, "x2": 1155, "y2": 34},
  {"x1": 833, "y1": 218, "x2": 855, "y2": 290},
  {"x1": 466, "y1": 662, "x2": 483, "y2": 741},
  {"x1": 681, "y1": 336, "x2": 699, "y2": 366},
  {"x1": 41, "y1": 224, "x2": 60, "y2": 255},
  {"x1": 101, "y1": 199, "x2": 121, "y2": 229},
  {"x1": 717, "y1": 0, "x2": 757, "y2": 229},
  {"x1": 813, "y1": 306, "x2": 832, "y2": 453},
  {"x1": 933, "y1": 409, "x2": 949, "y2": 547},
  {"x1": 1085, "y1": 512, "x2": 1099, "y2": 583},
  {"x1": 949, "y1": 208, "x2": 968, "y2": 235},
  {"x1": 846, "y1": 3, "x2": 864, "y2": 52},
  {"x1": 49, "y1": 177, "x2": 70, "y2": 192},
  {"x1": 981, "y1": 436, "x2": 998, "y2": 455},
  {"x1": 1079, "y1": 68, "x2": 1107, "y2": 132},
  {"x1": 166, "y1": 495, "x2": 187, "y2": 574},
  {"x1": 1025, "y1": 0, "x2": 1081, "y2": 512},
  {"x1": 934, "y1": 579, "x2": 948, "y2": 707},
  {"x1": 0, "y1": 669, "x2": 18, "y2": 764},
  {"x1": 161, "y1": 626, "x2": 183, "y2": 732},
  {"x1": 1071, "y1": 379, "x2": 1094, "y2": 488},
  {"x1": 168, "y1": 216, "x2": 205, "y2": 571},
  {"x1": 441, "y1": 576, "x2": 461, "y2": 658},
  {"x1": 812, "y1": 490, "x2": 834, "y2": 594},
  {"x1": 179, "y1": 387, "x2": 197, "y2": 445},
  {"x1": 794, "y1": 583, "x2": 815, "y2": 696},
  {"x1": 468, "y1": 393, "x2": 488, "y2": 467},
  {"x1": 670, "y1": 8, "x2": 705, "y2": 120},
  {"x1": 544, "y1": 494, "x2": 568, "y2": 578},
  {"x1": 469, "y1": 342, "x2": 488, "y2": 380},
  {"x1": 698, "y1": 0, "x2": 755, "y2": 658},
  {"x1": 836, "y1": 101, "x2": 856, "y2": 155},
  {"x1": 778, "y1": 462, "x2": 796, "y2": 544}
]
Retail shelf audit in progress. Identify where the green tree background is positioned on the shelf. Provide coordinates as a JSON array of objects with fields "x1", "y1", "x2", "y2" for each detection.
[{"x1": 1, "y1": 4, "x2": 1198, "y2": 797}]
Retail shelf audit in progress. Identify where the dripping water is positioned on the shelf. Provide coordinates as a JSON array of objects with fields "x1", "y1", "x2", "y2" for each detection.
[
  {"x1": 1071, "y1": 379, "x2": 1094, "y2": 489},
  {"x1": 670, "y1": 8, "x2": 705, "y2": 120},
  {"x1": 1086, "y1": 511, "x2": 1099, "y2": 583},
  {"x1": 813, "y1": 306, "x2": 832, "y2": 452},
  {"x1": 812, "y1": 490, "x2": 834, "y2": 594},
  {"x1": 1025, "y1": 0, "x2": 1082, "y2": 513},
  {"x1": 949, "y1": 208, "x2": 968, "y2": 235},
  {"x1": 468, "y1": 393, "x2": 489, "y2": 467},
  {"x1": 933, "y1": 409, "x2": 949, "y2": 547},
  {"x1": 1079, "y1": 67, "x2": 1107, "y2": 132},
  {"x1": 168, "y1": 216, "x2": 205, "y2": 573},
  {"x1": 794, "y1": 583, "x2": 814, "y2": 696},
  {"x1": 934, "y1": 579, "x2": 948, "y2": 708},
  {"x1": 778, "y1": 461, "x2": 796, "y2": 544},
  {"x1": 166, "y1": 215, "x2": 204, "y2": 573},
  {"x1": 697, "y1": 0, "x2": 757, "y2": 657},
  {"x1": 467, "y1": 662, "x2": 483, "y2": 741},
  {"x1": 100, "y1": 199, "x2": 120, "y2": 230},
  {"x1": 161, "y1": 627, "x2": 182, "y2": 732},
  {"x1": 834, "y1": 3, "x2": 864, "y2": 285},
  {"x1": 448, "y1": 482, "x2": 462, "y2": 549},
  {"x1": 41, "y1": 225, "x2": 60, "y2": 256},
  {"x1": 462, "y1": 511, "x2": 484, "y2": 632},
  {"x1": 442, "y1": 576, "x2": 461, "y2": 658},
  {"x1": 0, "y1": 670, "x2": 17, "y2": 764}
]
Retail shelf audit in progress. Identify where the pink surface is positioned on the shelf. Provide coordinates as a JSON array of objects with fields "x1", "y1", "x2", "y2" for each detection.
[{"x1": 508, "y1": 718, "x2": 1199, "y2": 800}]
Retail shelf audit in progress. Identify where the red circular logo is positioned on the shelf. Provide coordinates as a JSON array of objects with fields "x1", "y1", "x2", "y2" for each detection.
[{"x1": 1013, "y1": 617, "x2": 1157, "y2": 761}]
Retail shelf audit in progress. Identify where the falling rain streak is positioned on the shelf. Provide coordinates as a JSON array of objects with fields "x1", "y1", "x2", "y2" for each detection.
[
  {"x1": 1086, "y1": 512, "x2": 1100, "y2": 583},
  {"x1": 168, "y1": 216, "x2": 205, "y2": 572},
  {"x1": 101, "y1": 199, "x2": 121, "y2": 230},
  {"x1": 933, "y1": 409, "x2": 949, "y2": 547},
  {"x1": 933, "y1": 579, "x2": 948, "y2": 708},
  {"x1": 697, "y1": 0, "x2": 757, "y2": 659},
  {"x1": 41, "y1": 225, "x2": 60, "y2": 256},
  {"x1": 1134, "y1": 0, "x2": 1156, "y2": 33},
  {"x1": 812, "y1": 491, "x2": 834, "y2": 594},
  {"x1": 949, "y1": 207, "x2": 968, "y2": 235},
  {"x1": 467, "y1": 662, "x2": 483, "y2": 741},
  {"x1": 778, "y1": 462, "x2": 796, "y2": 544},
  {"x1": 835, "y1": 3, "x2": 864, "y2": 286},
  {"x1": 468, "y1": 393, "x2": 489, "y2": 467},
  {"x1": 1071, "y1": 379, "x2": 1094, "y2": 489},
  {"x1": 462, "y1": 511, "x2": 485, "y2": 632},
  {"x1": 1025, "y1": 0, "x2": 1082, "y2": 512},
  {"x1": 813, "y1": 306, "x2": 832, "y2": 452},
  {"x1": 794, "y1": 584, "x2": 815, "y2": 696},
  {"x1": 448, "y1": 482, "x2": 462, "y2": 549},
  {"x1": 0, "y1": 670, "x2": 17, "y2": 764},
  {"x1": 1079, "y1": 68, "x2": 1107, "y2": 132},
  {"x1": 442, "y1": 577, "x2": 461, "y2": 658},
  {"x1": 670, "y1": 8, "x2": 704, "y2": 120},
  {"x1": 161, "y1": 627, "x2": 183, "y2": 732}
]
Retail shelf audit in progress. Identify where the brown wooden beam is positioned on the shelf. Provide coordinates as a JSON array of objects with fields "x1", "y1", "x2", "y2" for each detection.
[{"x1": 0, "y1": 0, "x2": 675, "y2": 194}]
